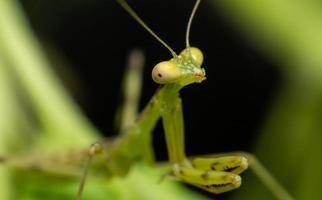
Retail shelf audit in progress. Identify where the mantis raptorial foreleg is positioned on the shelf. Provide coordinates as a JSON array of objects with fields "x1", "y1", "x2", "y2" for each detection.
[
  {"x1": 191, "y1": 156, "x2": 249, "y2": 175},
  {"x1": 161, "y1": 92, "x2": 187, "y2": 165},
  {"x1": 160, "y1": 91, "x2": 248, "y2": 193},
  {"x1": 173, "y1": 166, "x2": 243, "y2": 194},
  {"x1": 186, "y1": 152, "x2": 294, "y2": 200}
]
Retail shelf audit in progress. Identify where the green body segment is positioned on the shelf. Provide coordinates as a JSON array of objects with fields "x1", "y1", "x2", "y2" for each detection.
[{"x1": 108, "y1": 83, "x2": 187, "y2": 172}]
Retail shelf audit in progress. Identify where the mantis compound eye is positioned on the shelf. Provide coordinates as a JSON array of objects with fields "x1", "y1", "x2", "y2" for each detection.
[
  {"x1": 181, "y1": 47, "x2": 204, "y2": 67},
  {"x1": 152, "y1": 61, "x2": 181, "y2": 84},
  {"x1": 190, "y1": 47, "x2": 203, "y2": 67}
]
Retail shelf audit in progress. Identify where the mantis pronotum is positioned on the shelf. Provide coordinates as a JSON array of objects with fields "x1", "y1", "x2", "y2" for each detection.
[{"x1": 0, "y1": 0, "x2": 294, "y2": 199}]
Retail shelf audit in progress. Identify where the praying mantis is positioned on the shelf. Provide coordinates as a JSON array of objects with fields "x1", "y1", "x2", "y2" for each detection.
[
  {"x1": 0, "y1": 0, "x2": 295, "y2": 199},
  {"x1": 105, "y1": 0, "x2": 248, "y2": 194}
]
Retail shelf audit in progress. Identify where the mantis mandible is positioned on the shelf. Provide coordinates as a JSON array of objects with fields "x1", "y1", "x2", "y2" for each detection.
[{"x1": 0, "y1": 0, "x2": 294, "y2": 199}]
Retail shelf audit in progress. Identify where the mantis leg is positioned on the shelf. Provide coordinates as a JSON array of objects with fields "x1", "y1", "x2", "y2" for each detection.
[
  {"x1": 113, "y1": 49, "x2": 154, "y2": 163},
  {"x1": 161, "y1": 96, "x2": 187, "y2": 165},
  {"x1": 115, "y1": 49, "x2": 145, "y2": 132},
  {"x1": 0, "y1": 144, "x2": 102, "y2": 178},
  {"x1": 190, "y1": 152, "x2": 294, "y2": 200},
  {"x1": 160, "y1": 95, "x2": 246, "y2": 193},
  {"x1": 191, "y1": 155, "x2": 248, "y2": 175},
  {"x1": 172, "y1": 165, "x2": 243, "y2": 194},
  {"x1": 159, "y1": 94, "x2": 292, "y2": 197},
  {"x1": 76, "y1": 143, "x2": 103, "y2": 200},
  {"x1": 172, "y1": 154, "x2": 248, "y2": 194}
]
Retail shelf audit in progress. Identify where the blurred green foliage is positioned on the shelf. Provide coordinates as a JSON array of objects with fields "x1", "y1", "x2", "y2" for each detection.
[{"x1": 211, "y1": 0, "x2": 322, "y2": 199}]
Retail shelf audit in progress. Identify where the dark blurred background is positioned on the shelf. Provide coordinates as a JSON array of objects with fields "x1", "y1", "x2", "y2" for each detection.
[{"x1": 18, "y1": 0, "x2": 279, "y2": 161}]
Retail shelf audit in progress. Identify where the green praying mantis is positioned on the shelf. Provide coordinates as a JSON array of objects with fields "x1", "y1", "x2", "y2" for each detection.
[{"x1": 0, "y1": 0, "x2": 295, "y2": 199}]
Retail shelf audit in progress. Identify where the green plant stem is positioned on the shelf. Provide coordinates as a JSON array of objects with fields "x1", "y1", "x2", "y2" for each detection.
[{"x1": 0, "y1": 0, "x2": 99, "y2": 151}]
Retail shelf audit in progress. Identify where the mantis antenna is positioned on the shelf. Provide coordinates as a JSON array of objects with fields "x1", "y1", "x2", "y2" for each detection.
[
  {"x1": 186, "y1": 0, "x2": 201, "y2": 50},
  {"x1": 116, "y1": 0, "x2": 177, "y2": 57}
]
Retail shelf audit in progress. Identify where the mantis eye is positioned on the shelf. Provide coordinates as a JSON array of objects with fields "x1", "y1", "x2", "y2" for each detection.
[
  {"x1": 152, "y1": 61, "x2": 181, "y2": 84},
  {"x1": 190, "y1": 47, "x2": 203, "y2": 66},
  {"x1": 181, "y1": 47, "x2": 204, "y2": 67}
]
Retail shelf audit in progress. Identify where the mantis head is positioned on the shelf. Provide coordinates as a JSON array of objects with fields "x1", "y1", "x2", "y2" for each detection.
[
  {"x1": 152, "y1": 47, "x2": 206, "y2": 86},
  {"x1": 117, "y1": 0, "x2": 203, "y2": 87}
]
